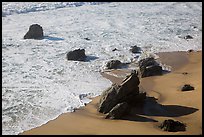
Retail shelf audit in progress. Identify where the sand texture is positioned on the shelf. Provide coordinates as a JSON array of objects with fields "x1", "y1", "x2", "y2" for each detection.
[{"x1": 21, "y1": 51, "x2": 202, "y2": 135}]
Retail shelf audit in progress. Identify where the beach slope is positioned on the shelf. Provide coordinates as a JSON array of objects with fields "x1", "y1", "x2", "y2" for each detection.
[{"x1": 21, "y1": 51, "x2": 202, "y2": 135}]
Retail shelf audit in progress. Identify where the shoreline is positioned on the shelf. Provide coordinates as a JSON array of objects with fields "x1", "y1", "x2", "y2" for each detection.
[{"x1": 20, "y1": 50, "x2": 202, "y2": 135}]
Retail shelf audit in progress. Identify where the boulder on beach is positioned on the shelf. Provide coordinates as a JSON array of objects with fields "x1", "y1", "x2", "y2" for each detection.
[
  {"x1": 181, "y1": 84, "x2": 194, "y2": 91},
  {"x1": 98, "y1": 70, "x2": 146, "y2": 119},
  {"x1": 67, "y1": 49, "x2": 86, "y2": 61},
  {"x1": 105, "y1": 102, "x2": 130, "y2": 119},
  {"x1": 126, "y1": 92, "x2": 146, "y2": 106},
  {"x1": 24, "y1": 24, "x2": 44, "y2": 39},
  {"x1": 139, "y1": 57, "x2": 159, "y2": 68},
  {"x1": 159, "y1": 119, "x2": 186, "y2": 132},
  {"x1": 105, "y1": 60, "x2": 122, "y2": 69},
  {"x1": 138, "y1": 57, "x2": 163, "y2": 78},
  {"x1": 140, "y1": 65, "x2": 163, "y2": 78}
]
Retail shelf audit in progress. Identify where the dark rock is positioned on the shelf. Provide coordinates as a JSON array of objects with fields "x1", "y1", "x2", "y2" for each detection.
[
  {"x1": 106, "y1": 60, "x2": 122, "y2": 69},
  {"x1": 119, "y1": 71, "x2": 140, "y2": 95},
  {"x1": 159, "y1": 119, "x2": 186, "y2": 132},
  {"x1": 138, "y1": 57, "x2": 162, "y2": 78},
  {"x1": 98, "y1": 84, "x2": 120, "y2": 114},
  {"x1": 182, "y1": 72, "x2": 188, "y2": 75},
  {"x1": 181, "y1": 84, "x2": 194, "y2": 91},
  {"x1": 126, "y1": 92, "x2": 146, "y2": 106},
  {"x1": 138, "y1": 57, "x2": 158, "y2": 68},
  {"x1": 184, "y1": 35, "x2": 193, "y2": 39},
  {"x1": 67, "y1": 49, "x2": 86, "y2": 61},
  {"x1": 105, "y1": 102, "x2": 130, "y2": 119},
  {"x1": 192, "y1": 25, "x2": 197, "y2": 29},
  {"x1": 84, "y1": 37, "x2": 90, "y2": 41},
  {"x1": 130, "y1": 45, "x2": 141, "y2": 53},
  {"x1": 112, "y1": 48, "x2": 118, "y2": 51},
  {"x1": 188, "y1": 49, "x2": 194, "y2": 52},
  {"x1": 140, "y1": 65, "x2": 163, "y2": 78},
  {"x1": 98, "y1": 71, "x2": 143, "y2": 114},
  {"x1": 24, "y1": 24, "x2": 44, "y2": 39}
]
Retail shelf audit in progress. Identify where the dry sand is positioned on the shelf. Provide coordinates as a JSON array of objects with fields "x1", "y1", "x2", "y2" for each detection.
[{"x1": 21, "y1": 51, "x2": 202, "y2": 135}]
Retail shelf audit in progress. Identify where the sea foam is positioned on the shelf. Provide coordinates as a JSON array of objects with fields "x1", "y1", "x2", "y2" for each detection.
[{"x1": 2, "y1": 2, "x2": 202, "y2": 135}]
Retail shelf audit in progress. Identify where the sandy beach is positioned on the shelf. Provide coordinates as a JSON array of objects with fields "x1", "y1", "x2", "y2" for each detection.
[{"x1": 21, "y1": 51, "x2": 202, "y2": 135}]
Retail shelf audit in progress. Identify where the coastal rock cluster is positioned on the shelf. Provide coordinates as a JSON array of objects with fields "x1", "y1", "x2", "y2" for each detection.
[
  {"x1": 138, "y1": 57, "x2": 163, "y2": 78},
  {"x1": 98, "y1": 70, "x2": 146, "y2": 119},
  {"x1": 21, "y1": 24, "x2": 197, "y2": 133}
]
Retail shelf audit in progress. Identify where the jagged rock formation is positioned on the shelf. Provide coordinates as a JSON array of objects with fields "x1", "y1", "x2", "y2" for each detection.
[{"x1": 98, "y1": 70, "x2": 146, "y2": 119}]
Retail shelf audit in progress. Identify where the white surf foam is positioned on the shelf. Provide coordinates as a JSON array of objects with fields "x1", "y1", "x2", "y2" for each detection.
[{"x1": 2, "y1": 2, "x2": 202, "y2": 135}]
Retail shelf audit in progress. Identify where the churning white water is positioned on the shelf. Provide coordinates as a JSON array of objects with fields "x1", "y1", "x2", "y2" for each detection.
[{"x1": 2, "y1": 2, "x2": 202, "y2": 135}]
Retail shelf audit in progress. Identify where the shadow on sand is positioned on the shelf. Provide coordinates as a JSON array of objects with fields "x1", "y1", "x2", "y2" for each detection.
[
  {"x1": 122, "y1": 114, "x2": 158, "y2": 122},
  {"x1": 120, "y1": 97, "x2": 198, "y2": 122},
  {"x1": 141, "y1": 97, "x2": 198, "y2": 117}
]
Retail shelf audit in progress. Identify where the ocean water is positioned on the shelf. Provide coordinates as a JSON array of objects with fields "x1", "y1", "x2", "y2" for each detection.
[{"x1": 2, "y1": 2, "x2": 202, "y2": 135}]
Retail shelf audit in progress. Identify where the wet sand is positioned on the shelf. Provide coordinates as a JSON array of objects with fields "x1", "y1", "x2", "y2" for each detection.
[{"x1": 21, "y1": 51, "x2": 202, "y2": 135}]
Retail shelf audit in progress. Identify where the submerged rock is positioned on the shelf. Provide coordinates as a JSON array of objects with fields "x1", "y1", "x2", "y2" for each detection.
[
  {"x1": 24, "y1": 24, "x2": 44, "y2": 39},
  {"x1": 67, "y1": 49, "x2": 86, "y2": 61},
  {"x1": 184, "y1": 35, "x2": 193, "y2": 39},
  {"x1": 181, "y1": 84, "x2": 194, "y2": 91},
  {"x1": 159, "y1": 119, "x2": 186, "y2": 132},
  {"x1": 112, "y1": 48, "x2": 118, "y2": 51},
  {"x1": 105, "y1": 60, "x2": 122, "y2": 69},
  {"x1": 130, "y1": 45, "x2": 141, "y2": 53},
  {"x1": 187, "y1": 49, "x2": 194, "y2": 53},
  {"x1": 84, "y1": 37, "x2": 90, "y2": 41}
]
